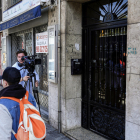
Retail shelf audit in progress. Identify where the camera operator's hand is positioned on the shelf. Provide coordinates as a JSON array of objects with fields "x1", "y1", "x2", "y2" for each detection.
[
  {"x1": 23, "y1": 76, "x2": 30, "y2": 81},
  {"x1": 35, "y1": 81, "x2": 39, "y2": 87}
]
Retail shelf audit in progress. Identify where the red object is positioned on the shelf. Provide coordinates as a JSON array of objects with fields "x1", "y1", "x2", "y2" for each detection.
[
  {"x1": 120, "y1": 60, "x2": 125, "y2": 67},
  {"x1": 120, "y1": 60, "x2": 125, "y2": 75},
  {"x1": 36, "y1": 46, "x2": 48, "y2": 53}
]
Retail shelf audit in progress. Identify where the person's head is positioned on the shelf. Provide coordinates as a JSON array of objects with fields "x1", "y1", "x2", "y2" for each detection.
[
  {"x1": 16, "y1": 49, "x2": 27, "y2": 64},
  {"x1": 0, "y1": 67, "x2": 21, "y2": 88}
]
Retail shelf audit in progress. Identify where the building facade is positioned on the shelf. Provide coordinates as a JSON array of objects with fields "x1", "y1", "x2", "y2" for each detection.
[
  {"x1": 0, "y1": 0, "x2": 140, "y2": 140},
  {"x1": 1, "y1": 0, "x2": 49, "y2": 119}
]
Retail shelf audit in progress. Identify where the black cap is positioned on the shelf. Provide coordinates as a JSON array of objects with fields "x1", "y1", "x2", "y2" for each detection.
[{"x1": 0, "y1": 67, "x2": 21, "y2": 83}]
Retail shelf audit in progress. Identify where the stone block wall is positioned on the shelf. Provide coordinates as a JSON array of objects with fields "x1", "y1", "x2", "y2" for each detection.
[
  {"x1": 48, "y1": 0, "x2": 82, "y2": 131},
  {"x1": 60, "y1": 1, "x2": 82, "y2": 131},
  {"x1": 126, "y1": 0, "x2": 140, "y2": 139}
]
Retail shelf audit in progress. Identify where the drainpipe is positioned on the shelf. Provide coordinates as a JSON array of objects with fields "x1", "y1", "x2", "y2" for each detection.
[{"x1": 58, "y1": 0, "x2": 61, "y2": 133}]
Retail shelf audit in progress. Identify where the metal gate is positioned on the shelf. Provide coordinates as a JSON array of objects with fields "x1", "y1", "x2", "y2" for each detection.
[
  {"x1": 11, "y1": 25, "x2": 49, "y2": 119},
  {"x1": 82, "y1": 0, "x2": 127, "y2": 140},
  {"x1": 34, "y1": 25, "x2": 49, "y2": 119},
  {"x1": 11, "y1": 28, "x2": 33, "y2": 65}
]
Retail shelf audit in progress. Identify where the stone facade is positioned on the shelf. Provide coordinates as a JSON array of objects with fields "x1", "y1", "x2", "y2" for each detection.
[
  {"x1": 126, "y1": 0, "x2": 140, "y2": 139},
  {"x1": 48, "y1": 3, "x2": 59, "y2": 129},
  {"x1": 49, "y1": 0, "x2": 140, "y2": 139},
  {"x1": 48, "y1": 0, "x2": 83, "y2": 131}
]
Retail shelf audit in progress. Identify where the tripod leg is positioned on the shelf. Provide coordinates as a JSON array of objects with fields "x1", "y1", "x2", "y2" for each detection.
[
  {"x1": 29, "y1": 80, "x2": 31, "y2": 95},
  {"x1": 25, "y1": 73, "x2": 41, "y2": 115},
  {"x1": 36, "y1": 89, "x2": 41, "y2": 113},
  {"x1": 33, "y1": 76, "x2": 41, "y2": 114},
  {"x1": 32, "y1": 77, "x2": 35, "y2": 98}
]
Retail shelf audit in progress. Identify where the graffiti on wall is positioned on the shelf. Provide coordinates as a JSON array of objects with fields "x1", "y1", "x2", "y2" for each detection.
[{"x1": 128, "y1": 48, "x2": 137, "y2": 55}]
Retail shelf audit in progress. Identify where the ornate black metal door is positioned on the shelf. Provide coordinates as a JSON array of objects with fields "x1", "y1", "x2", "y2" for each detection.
[{"x1": 82, "y1": 0, "x2": 127, "y2": 140}]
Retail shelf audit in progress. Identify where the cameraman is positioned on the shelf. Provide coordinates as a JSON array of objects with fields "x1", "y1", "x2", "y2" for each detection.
[{"x1": 12, "y1": 49, "x2": 39, "y2": 95}]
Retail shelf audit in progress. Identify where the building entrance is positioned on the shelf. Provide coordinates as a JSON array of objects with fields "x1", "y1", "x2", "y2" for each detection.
[{"x1": 82, "y1": 0, "x2": 127, "y2": 139}]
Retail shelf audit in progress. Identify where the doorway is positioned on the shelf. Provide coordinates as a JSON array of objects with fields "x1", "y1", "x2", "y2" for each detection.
[{"x1": 82, "y1": 0, "x2": 127, "y2": 139}]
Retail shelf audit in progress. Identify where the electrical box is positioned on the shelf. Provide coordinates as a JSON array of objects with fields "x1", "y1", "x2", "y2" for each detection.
[{"x1": 71, "y1": 59, "x2": 82, "y2": 75}]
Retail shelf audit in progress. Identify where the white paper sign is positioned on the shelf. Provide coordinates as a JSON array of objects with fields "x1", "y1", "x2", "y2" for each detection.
[
  {"x1": 75, "y1": 43, "x2": 79, "y2": 50},
  {"x1": 36, "y1": 32, "x2": 48, "y2": 53}
]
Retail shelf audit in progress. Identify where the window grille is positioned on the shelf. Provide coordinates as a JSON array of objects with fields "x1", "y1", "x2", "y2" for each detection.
[{"x1": 11, "y1": 25, "x2": 49, "y2": 119}]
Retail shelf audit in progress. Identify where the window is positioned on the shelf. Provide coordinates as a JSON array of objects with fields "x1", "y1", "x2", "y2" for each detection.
[
  {"x1": 83, "y1": 0, "x2": 128, "y2": 26},
  {"x1": 5, "y1": 0, "x2": 22, "y2": 10}
]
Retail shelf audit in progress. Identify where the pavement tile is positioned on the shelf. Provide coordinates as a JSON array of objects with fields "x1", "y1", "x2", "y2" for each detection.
[
  {"x1": 45, "y1": 129, "x2": 71, "y2": 140},
  {"x1": 65, "y1": 127, "x2": 108, "y2": 140},
  {"x1": 46, "y1": 123, "x2": 56, "y2": 133}
]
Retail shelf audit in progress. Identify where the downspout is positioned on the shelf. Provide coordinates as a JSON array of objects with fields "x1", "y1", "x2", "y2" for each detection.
[{"x1": 58, "y1": 0, "x2": 61, "y2": 133}]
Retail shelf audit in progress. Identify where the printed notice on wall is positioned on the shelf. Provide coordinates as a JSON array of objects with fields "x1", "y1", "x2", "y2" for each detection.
[
  {"x1": 36, "y1": 31, "x2": 48, "y2": 53},
  {"x1": 75, "y1": 43, "x2": 79, "y2": 50}
]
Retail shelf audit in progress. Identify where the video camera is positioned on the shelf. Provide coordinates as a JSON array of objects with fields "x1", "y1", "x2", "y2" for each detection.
[
  {"x1": 21, "y1": 55, "x2": 41, "y2": 113},
  {"x1": 21, "y1": 55, "x2": 41, "y2": 74}
]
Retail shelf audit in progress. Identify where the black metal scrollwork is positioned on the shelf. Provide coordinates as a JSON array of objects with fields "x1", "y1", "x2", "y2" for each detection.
[
  {"x1": 82, "y1": 103, "x2": 88, "y2": 128},
  {"x1": 90, "y1": 106, "x2": 125, "y2": 140},
  {"x1": 82, "y1": 0, "x2": 127, "y2": 139}
]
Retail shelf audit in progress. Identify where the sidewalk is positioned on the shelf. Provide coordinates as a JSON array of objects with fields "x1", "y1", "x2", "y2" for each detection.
[
  {"x1": 65, "y1": 127, "x2": 108, "y2": 140},
  {"x1": 45, "y1": 123, "x2": 71, "y2": 140}
]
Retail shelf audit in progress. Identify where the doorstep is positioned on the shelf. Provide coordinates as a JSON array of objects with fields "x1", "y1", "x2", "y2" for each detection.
[{"x1": 64, "y1": 127, "x2": 108, "y2": 140}]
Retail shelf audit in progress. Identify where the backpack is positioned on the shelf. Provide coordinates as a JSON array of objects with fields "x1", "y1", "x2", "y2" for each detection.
[{"x1": 1, "y1": 91, "x2": 46, "y2": 140}]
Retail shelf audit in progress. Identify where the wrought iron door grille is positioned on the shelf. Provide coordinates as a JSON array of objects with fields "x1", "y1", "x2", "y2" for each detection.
[
  {"x1": 82, "y1": 1, "x2": 127, "y2": 139},
  {"x1": 91, "y1": 27, "x2": 126, "y2": 110},
  {"x1": 90, "y1": 105, "x2": 125, "y2": 140},
  {"x1": 83, "y1": 0, "x2": 127, "y2": 26},
  {"x1": 82, "y1": 26, "x2": 126, "y2": 140}
]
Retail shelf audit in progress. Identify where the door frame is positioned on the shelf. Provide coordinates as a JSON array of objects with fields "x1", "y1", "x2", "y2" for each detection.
[{"x1": 82, "y1": 19, "x2": 127, "y2": 139}]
